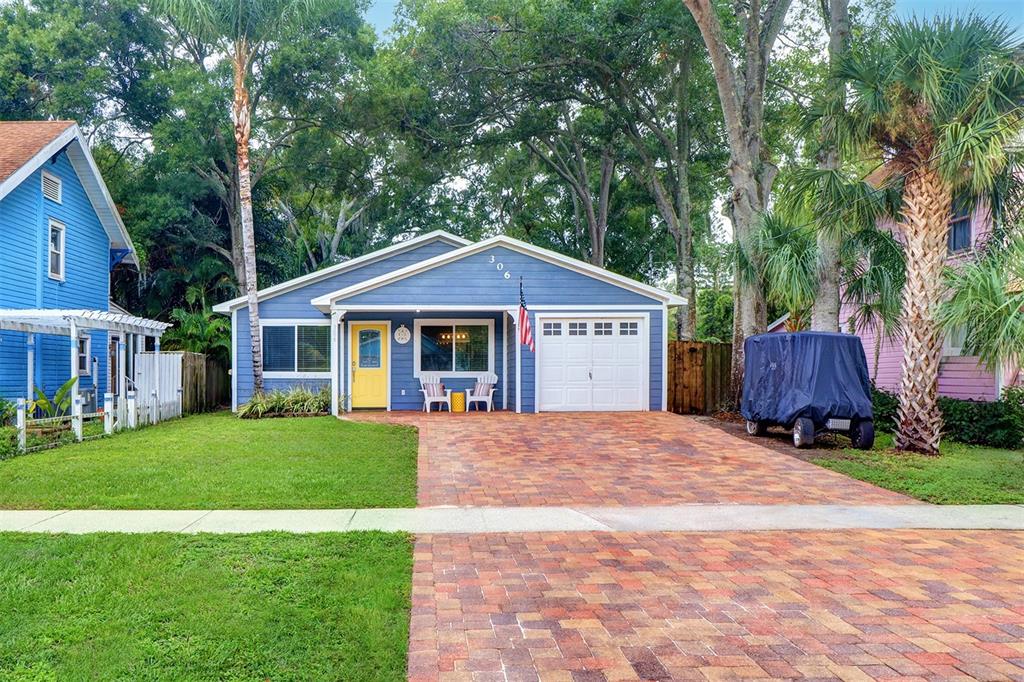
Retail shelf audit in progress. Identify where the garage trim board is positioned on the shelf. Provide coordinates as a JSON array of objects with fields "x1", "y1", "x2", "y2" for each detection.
[{"x1": 534, "y1": 312, "x2": 650, "y2": 412}]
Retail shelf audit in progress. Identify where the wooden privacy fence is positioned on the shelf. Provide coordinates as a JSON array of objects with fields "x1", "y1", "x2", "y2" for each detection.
[
  {"x1": 667, "y1": 341, "x2": 733, "y2": 415},
  {"x1": 138, "y1": 351, "x2": 229, "y2": 415}
]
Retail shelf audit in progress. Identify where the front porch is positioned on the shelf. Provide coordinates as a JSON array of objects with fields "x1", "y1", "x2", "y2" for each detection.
[{"x1": 331, "y1": 307, "x2": 519, "y2": 414}]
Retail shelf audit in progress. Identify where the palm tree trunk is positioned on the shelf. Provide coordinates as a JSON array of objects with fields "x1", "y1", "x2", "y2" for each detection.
[
  {"x1": 232, "y1": 42, "x2": 263, "y2": 396},
  {"x1": 895, "y1": 164, "x2": 951, "y2": 454}
]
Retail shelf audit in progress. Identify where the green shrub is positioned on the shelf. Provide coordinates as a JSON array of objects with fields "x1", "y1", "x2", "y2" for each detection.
[
  {"x1": 238, "y1": 385, "x2": 332, "y2": 419},
  {"x1": 871, "y1": 385, "x2": 899, "y2": 431},
  {"x1": 0, "y1": 426, "x2": 18, "y2": 460},
  {"x1": 939, "y1": 396, "x2": 1024, "y2": 449},
  {"x1": 871, "y1": 386, "x2": 1024, "y2": 449},
  {"x1": 0, "y1": 398, "x2": 15, "y2": 427}
]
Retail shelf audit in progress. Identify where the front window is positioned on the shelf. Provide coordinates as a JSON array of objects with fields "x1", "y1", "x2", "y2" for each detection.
[
  {"x1": 77, "y1": 337, "x2": 91, "y2": 376},
  {"x1": 944, "y1": 325, "x2": 967, "y2": 357},
  {"x1": 947, "y1": 198, "x2": 972, "y2": 253},
  {"x1": 262, "y1": 324, "x2": 330, "y2": 374},
  {"x1": 416, "y1": 320, "x2": 493, "y2": 376},
  {"x1": 48, "y1": 220, "x2": 65, "y2": 280}
]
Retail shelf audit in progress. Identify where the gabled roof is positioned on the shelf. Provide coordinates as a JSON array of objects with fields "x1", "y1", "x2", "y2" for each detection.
[
  {"x1": 0, "y1": 121, "x2": 137, "y2": 266},
  {"x1": 211, "y1": 230, "x2": 471, "y2": 313},
  {"x1": 310, "y1": 234, "x2": 688, "y2": 310}
]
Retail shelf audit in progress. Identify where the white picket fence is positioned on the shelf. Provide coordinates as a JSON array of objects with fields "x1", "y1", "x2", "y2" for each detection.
[{"x1": 11, "y1": 352, "x2": 183, "y2": 454}]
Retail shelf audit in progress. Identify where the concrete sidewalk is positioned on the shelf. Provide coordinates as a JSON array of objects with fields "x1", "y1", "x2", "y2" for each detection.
[{"x1": 1, "y1": 504, "x2": 1023, "y2": 534}]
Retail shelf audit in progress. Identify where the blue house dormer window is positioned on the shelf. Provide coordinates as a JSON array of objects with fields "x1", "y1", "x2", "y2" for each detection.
[
  {"x1": 48, "y1": 219, "x2": 65, "y2": 280},
  {"x1": 947, "y1": 198, "x2": 972, "y2": 254}
]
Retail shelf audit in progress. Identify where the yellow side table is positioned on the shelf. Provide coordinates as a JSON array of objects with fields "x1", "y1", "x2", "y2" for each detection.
[{"x1": 451, "y1": 391, "x2": 466, "y2": 413}]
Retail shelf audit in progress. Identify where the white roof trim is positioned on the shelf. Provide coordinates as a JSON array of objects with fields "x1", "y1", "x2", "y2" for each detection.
[
  {"x1": 0, "y1": 308, "x2": 171, "y2": 336},
  {"x1": 310, "y1": 235, "x2": 688, "y2": 311},
  {"x1": 0, "y1": 124, "x2": 137, "y2": 267},
  {"x1": 212, "y1": 230, "x2": 471, "y2": 313}
]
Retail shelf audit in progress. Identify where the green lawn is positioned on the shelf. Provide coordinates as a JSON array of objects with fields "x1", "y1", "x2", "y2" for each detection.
[
  {"x1": 0, "y1": 412, "x2": 418, "y2": 509},
  {"x1": 815, "y1": 432, "x2": 1024, "y2": 504},
  {"x1": 0, "y1": 532, "x2": 411, "y2": 681}
]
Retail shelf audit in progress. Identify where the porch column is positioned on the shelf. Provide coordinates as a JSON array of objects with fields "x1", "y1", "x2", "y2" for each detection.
[
  {"x1": 510, "y1": 310, "x2": 522, "y2": 413},
  {"x1": 26, "y1": 333, "x2": 34, "y2": 400},
  {"x1": 329, "y1": 309, "x2": 344, "y2": 416},
  {"x1": 69, "y1": 319, "x2": 79, "y2": 387},
  {"x1": 118, "y1": 334, "x2": 127, "y2": 418}
]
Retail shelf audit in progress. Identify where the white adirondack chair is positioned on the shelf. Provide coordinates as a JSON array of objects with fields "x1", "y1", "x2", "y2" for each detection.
[
  {"x1": 466, "y1": 373, "x2": 498, "y2": 412},
  {"x1": 419, "y1": 373, "x2": 452, "y2": 412}
]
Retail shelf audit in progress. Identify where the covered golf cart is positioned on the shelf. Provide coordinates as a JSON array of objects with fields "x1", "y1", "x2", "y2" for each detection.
[{"x1": 740, "y1": 332, "x2": 875, "y2": 449}]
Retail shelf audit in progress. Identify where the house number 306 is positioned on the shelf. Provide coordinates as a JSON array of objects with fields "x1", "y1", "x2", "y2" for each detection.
[{"x1": 489, "y1": 255, "x2": 511, "y2": 279}]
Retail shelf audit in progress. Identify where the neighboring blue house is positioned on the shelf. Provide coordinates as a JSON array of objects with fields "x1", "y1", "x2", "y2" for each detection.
[
  {"x1": 0, "y1": 121, "x2": 168, "y2": 407},
  {"x1": 214, "y1": 232, "x2": 687, "y2": 413}
]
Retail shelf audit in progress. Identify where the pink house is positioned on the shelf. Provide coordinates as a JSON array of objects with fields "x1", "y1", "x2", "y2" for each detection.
[{"x1": 768, "y1": 204, "x2": 1017, "y2": 401}]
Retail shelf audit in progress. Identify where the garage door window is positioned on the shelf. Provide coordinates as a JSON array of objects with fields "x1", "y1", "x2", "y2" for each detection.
[
  {"x1": 568, "y1": 322, "x2": 588, "y2": 336},
  {"x1": 619, "y1": 321, "x2": 638, "y2": 335},
  {"x1": 594, "y1": 322, "x2": 613, "y2": 336},
  {"x1": 542, "y1": 322, "x2": 561, "y2": 336}
]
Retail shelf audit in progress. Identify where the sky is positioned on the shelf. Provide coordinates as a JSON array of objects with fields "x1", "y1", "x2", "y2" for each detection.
[{"x1": 363, "y1": 0, "x2": 1024, "y2": 36}]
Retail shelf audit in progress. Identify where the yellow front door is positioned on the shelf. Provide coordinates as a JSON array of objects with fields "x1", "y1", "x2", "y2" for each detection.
[{"x1": 350, "y1": 323, "x2": 388, "y2": 408}]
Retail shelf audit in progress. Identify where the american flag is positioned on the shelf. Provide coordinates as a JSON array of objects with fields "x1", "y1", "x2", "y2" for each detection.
[{"x1": 518, "y1": 279, "x2": 535, "y2": 352}]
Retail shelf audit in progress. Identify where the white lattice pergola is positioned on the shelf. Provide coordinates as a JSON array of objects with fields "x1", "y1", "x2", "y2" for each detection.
[{"x1": 0, "y1": 308, "x2": 171, "y2": 401}]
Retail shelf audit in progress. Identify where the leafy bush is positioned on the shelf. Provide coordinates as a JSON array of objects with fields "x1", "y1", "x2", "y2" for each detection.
[
  {"x1": 872, "y1": 385, "x2": 1024, "y2": 449},
  {"x1": 871, "y1": 385, "x2": 899, "y2": 431},
  {"x1": 238, "y1": 386, "x2": 332, "y2": 419},
  {"x1": 938, "y1": 396, "x2": 1024, "y2": 450},
  {"x1": 0, "y1": 426, "x2": 17, "y2": 460},
  {"x1": 0, "y1": 398, "x2": 16, "y2": 426}
]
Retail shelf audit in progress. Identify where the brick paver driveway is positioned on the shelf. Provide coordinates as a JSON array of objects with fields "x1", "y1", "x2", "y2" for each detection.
[
  {"x1": 409, "y1": 530, "x2": 1024, "y2": 682},
  {"x1": 355, "y1": 412, "x2": 911, "y2": 507}
]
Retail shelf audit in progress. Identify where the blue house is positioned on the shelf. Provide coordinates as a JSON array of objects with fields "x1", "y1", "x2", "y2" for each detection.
[
  {"x1": 214, "y1": 232, "x2": 686, "y2": 413},
  {"x1": 0, "y1": 121, "x2": 168, "y2": 407}
]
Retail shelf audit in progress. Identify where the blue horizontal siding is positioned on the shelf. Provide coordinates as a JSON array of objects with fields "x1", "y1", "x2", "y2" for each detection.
[
  {"x1": 234, "y1": 239, "x2": 462, "y2": 404},
  {"x1": 258, "y1": 240, "x2": 461, "y2": 319},
  {"x1": 337, "y1": 246, "x2": 661, "y2": 307},
  {"x1": 231, "y1": 240, "x2": 668, "y2": 411},
  {"x1": 0, "y1": 153, "x2": 110, "y2": 401}
]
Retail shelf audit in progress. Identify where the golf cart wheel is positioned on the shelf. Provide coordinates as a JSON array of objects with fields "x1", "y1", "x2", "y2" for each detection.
[
  {"x1": 849, "y1": 419, "x2": 875, "y2": 450},
  {"x1": 746, "y1": 420, "x2": 767, "y2": 436},
  {"x1": 793, "y1": 417, "x2": 815, "y2": 449}
]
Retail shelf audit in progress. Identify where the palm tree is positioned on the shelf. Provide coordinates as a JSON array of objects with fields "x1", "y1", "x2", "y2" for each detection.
[
  {"x1": 842, "y1": 227, "x2": 906, "y2": 381},
  {"x1": 940, "y1": 231, "x2": 1024, "y2": 387},
  {"x1": 152, "y1": 0, "x2": 331, "y2": 395},
  {"x1": 751, "y1": 214, "x2": 818, "y2": 331},
  {"x1": 828, "y1": 15, "x2": 1024, "y2": 454}
]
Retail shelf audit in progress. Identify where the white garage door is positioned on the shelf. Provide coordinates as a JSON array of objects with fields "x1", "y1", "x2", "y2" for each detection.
[{"x1": 537, "y1": 317, "x2": 646, "y2": 411}]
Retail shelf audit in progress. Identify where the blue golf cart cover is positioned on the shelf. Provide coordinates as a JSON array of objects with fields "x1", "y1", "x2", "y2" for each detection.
[{"x1": 740, "y1": 332, "x2": 873, "y2": 426}]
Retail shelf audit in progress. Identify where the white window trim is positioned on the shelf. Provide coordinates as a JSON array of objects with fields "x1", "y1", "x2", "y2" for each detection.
[
  {"x1": 260, "y1": 320, "x2": 332, "y2": 378},
  {"x1": 413, "y1": 318, "x2": 495, "y2": 379},
  {"x1": 48, "y1": 218, "x2": 65, "y2": 281},
  {"x1": 42, "y1": 171, "x2": 62, "y2": 204},
  {"x1": 77, "y1": 335, "x2": 91, "y2": 376}
]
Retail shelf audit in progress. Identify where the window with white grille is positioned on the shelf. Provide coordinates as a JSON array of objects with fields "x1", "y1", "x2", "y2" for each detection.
[
  {"x1": 568, "y1": 322, "x2": 588, "y2": 336},
  {"x1": 594, "y1": 322, "x2": 613, "y2": 335},
  {"x1": 542, "y1": 322, "x2": 562, "y2": 336},
  {"x1": 48, "y1": 219, "x2": 65, "y2": 280},
  {"x1": 619, "y1": 321, "x2": 639, "y2": 335},
  {"x1": 42, "y1": 172, "x2": 62, "y2": 203}
]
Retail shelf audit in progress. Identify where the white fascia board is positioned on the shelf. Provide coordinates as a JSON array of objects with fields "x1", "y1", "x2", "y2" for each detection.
[
  {"x1": 310, "y1": 235, "x2": 688, "y2": 311},
  {"x1": 0, "y1": 124, "x2": 139, "y2": 267},
  {"x1": 211, "y1": 230, "x2": 471, "y2": 314}
]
